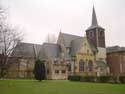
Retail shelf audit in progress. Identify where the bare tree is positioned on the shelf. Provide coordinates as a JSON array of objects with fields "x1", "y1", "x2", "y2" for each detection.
[{"x1": 0, "y1": 6, "x2": 23, "y2": 78}]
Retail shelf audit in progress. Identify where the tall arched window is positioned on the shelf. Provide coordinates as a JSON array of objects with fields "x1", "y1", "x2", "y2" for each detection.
[
  {"x1": 88, "y1": 60, "x2": 93, "y2": 72},
  {"x1": 79, "y1": 59, "x2": 84, "y2": 72}
]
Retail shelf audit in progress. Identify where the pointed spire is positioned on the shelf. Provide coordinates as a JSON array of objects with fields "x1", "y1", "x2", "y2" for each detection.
[
  {"x1": 92, "y1": 6, "x2": 98, "y2": 26},
  {"x1": 86, "y1": 5, "x2": 104, "y2": 31}
]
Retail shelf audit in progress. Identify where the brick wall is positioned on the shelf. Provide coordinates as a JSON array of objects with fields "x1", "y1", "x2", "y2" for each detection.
[{"x1": 107, "y1": 51, "x2": 125, "y2": 75}]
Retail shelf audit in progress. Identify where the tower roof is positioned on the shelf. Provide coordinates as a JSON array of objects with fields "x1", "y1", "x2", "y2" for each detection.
[
  {"x1": 92, "y1": 6, "x2": 98, "y2": 26},
  {"x1": 86, "y1": 6, "x2": 104, "y2": 31}
]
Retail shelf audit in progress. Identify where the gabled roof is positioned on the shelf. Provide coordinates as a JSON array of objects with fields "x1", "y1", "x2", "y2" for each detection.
[
  {"x1": 71, "y1": 37, "x2": 84, "y2": 56},
  {"x1": 38, "y1": 43, "x2": 60, "y2": 60},
  {"x1": 61, "y1": 33, "x2": 83, "y2": 47},
  {"x1": 71, "y1": 37, "x2": 98, "y2": 56},
  {"x1": 11, "y1": 42, "x2": 42, "y2": 58}
]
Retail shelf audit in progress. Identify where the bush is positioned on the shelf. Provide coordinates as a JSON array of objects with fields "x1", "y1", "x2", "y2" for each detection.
[
  {"x1": 34, "y1": 59, "x2": 45, "y2": 81},
  {"x1": 80, "y1": 76, "x2": 96, "y2": 82},
  {"x1": 68, "y1": 76, "x2": 96, "y2": 82},
  {"x1": 119, "y1": 76, "x2": 125, "y2": 84},
  {"x1": 68, "y1": 75, "x2": 123, "y2": 84},
  {"x1": 97, "y1": 76, "x2": 111, "y2": 83},
  {"x1": 108, "y1": 76, "x2": 119, "y2": 84},
  {"x1": 68, "y1": 75, "x2": 81, "y2": 81}
]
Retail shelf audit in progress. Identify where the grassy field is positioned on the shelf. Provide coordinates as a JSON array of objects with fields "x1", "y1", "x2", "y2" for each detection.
[{"x1": 0, "y1": 80, "x2": 125, "y2": 94}]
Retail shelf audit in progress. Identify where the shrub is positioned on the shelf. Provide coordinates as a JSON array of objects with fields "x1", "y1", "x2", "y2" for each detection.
[
  {"x1": 108, "y1": 76, "x2": 119, "y2": 84},
  {"x1": 68, "y1": 75, "x2": 81, "y2": 81},
  {"x1": 97, "y1": 76, "x2": 111, "y2": 83},
  {"x1": 119, "y1": 76, "x2": 125, "y2": 84},
  {"x1": 34, "y1": 59, "x2": 45, "y2": 81},
  {"x1": 80, "y1": 76, "x2": 96, "y2": 82}
]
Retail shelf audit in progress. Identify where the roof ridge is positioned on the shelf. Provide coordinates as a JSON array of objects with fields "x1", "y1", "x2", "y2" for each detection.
[
  {"x1": 71, "y1": 37, "x2": 85, "y2": 42},
  {"x1": 43, "y1": 42, "x2": 58, "y2": 45},
  {"x1": 19, "y1": 42, "x2": 42, "y2": 46},
  {"x1": 62, "y1": 32, "x2": 83, "y2": 37}
]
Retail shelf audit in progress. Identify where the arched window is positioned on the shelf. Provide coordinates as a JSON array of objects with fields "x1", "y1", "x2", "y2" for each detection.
[
  {"x1": 79, "y1": 59, "x2": 84, "y2": 72},
  {"x1": 88, "y1": 60, "x2": 93, "y2": 72},
  {"x1": 100, "y1": 31, "x2": 104, "y2": 36},
  {"x1": 90, "y1": 31, "x2": 93, "y2": 37}
]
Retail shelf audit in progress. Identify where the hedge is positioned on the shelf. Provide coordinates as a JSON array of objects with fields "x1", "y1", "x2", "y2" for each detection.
[
  {"x1": 96, "y1": 76, "x2": 112, "y2": 83},
  {"x1": 80, "y1": 76, "x2": 96, "y2": 82},
  {"x1": 68, "y1": 75, "x2": 81, "y2": 81},
  {"x1": 68, "y1": 75, "x2": 125, "y2": 84},
  {"x1": 119, "y1": 76, "x2": 125, "y2": 84}
]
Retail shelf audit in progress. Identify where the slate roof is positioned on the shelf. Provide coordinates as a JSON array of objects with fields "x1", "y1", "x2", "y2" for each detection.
[
  {"x1": 61, "y1": 33, "x2": 83, "y2": 47},
  {"x1": 33, "y1": 44, "x2": 43, "y2": 57},
  {"x1": 92, "y1": 6, "x2": 98, "y2": 26},
  {"x1": 86, "y1": 25, "x2": 104, "y2": 31},
  {"x1": 38, "y1": 43, "x2": 60, "y2": 60},
  {"x1": 37, "y1": 45, "x2": 45, "y2": 59},
  {"x1": 71, "y1": 37, "x2": 84, "y2": 56},
  {"x1": 71, "y1": 37, "x2": 98, "y2": 56},
  {"x1": 11, "y1": 42, "x2": 42, "y2": 58},
  {"x1": 11, "y1": 33, "x2": 98, "y2": 61},
  {"x1": 107, "y1": 46, "x2": 125, "y2": 53}
]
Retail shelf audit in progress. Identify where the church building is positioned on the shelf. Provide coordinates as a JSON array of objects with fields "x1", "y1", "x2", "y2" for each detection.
[{"x1": 7, "y1": 6, "x2": 109, "y2": 79}]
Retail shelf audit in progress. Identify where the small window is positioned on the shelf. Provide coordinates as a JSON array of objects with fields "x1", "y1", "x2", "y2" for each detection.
[
  {"x1": 100, "y1": 31, "x2": 103, "y2": 36},
  {"x1": 62, "y1": 70, "x2": 66, "y2": 74},
  {"x1": 47, "y1": 69, "x2": 49, "y2": 74},
  {"x1": 90, "y1": 32, "x2": 93, "y2": 37},
  {"x1": 55, "y1": 70, "x2": 59, "y2": 74},
  {"x1": 54, "y1": 59, "x2": 58, "y2": 64}
]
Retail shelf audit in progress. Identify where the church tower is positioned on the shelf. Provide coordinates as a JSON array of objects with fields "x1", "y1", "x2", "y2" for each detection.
[
  {"x1": 86, "y1": 6, "x2": 105, "y2": 48},
  {"x1": 86, "y1": 6, "x2": 107, "y2": 65},
  {"x1": 85, "y1": 6, "x2": 109, "y2": 76}
]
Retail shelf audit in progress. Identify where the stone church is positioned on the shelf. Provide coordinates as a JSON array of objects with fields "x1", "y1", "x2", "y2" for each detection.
[{"x1": 7, "y1": 6, "x2": 109, "y2": 79}]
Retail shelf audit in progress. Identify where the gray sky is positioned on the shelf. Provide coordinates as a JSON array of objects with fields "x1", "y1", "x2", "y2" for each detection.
[{"x1": 1, "y1": 0, "x2": 125, "y2": 46}]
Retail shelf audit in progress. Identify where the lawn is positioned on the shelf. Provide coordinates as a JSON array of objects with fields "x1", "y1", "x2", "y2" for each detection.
[{"x1": 0, "y1": 80, "x2": 125, "y2": 94}]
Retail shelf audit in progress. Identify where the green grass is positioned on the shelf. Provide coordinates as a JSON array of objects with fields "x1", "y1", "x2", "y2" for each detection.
[{"x1": 0, "y1": 80, "x2": 125, "y2": 94}]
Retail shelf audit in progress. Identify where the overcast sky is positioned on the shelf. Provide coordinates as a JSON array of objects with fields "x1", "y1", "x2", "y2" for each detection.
[{"x1": 1, "y1": 0, "x2": 125, "y2": 46}]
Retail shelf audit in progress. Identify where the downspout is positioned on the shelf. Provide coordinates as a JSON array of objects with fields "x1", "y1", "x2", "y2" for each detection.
[
  {"x1": 33, "y1": 44, "x2": 37, "y2": 60},
  {"x1": 121, "y1": 51, "x2": 124, "y2": 76}
]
